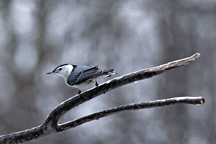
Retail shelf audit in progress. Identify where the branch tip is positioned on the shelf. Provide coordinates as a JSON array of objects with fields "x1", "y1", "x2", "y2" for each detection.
[
  {"x1": 200, "y1": 98, "x2": 205, "y2": 104},
  {"x1": 191, "y1": 53, "x2": 201, "y2": 60}
]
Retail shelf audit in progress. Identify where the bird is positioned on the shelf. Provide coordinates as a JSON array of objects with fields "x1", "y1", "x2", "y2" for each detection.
[{"x1": 47, "y1": 64, "x2": 116, "y2": 94}]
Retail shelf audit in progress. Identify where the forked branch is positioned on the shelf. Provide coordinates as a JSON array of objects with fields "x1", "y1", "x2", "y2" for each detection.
[{"x1": 0, "y1": 53, "x2": 204, "y2": 144}]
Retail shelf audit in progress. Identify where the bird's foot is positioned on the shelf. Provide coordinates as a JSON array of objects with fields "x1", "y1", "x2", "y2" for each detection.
[
  {"x1": 95, "y1": 81, "x2": 99, "y2": 87},
  {"x1": 95, "y1": 81, "x2": 100, "y2": 91},
  {"x1": 77, "y1": 90, "x2": 81, "y2": 95}
]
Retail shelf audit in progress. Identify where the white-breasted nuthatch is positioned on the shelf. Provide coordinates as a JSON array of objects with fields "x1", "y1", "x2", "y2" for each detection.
[{"x1": 47, "y1": 64, "x2": 116, "y2": 94}]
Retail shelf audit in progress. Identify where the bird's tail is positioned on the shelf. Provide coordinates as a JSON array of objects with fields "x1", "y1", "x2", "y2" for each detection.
[{"x1": 102, "y1": 69, "x2": 117, "y2": 77}]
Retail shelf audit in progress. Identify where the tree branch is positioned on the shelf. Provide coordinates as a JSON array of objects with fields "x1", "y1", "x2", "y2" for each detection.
[
  {"x1": 58, "y1": 96, "x2": 204, "y2": 131},
  {"x1": 0, "y1": 53, "x2": 203, "y2": 144}
]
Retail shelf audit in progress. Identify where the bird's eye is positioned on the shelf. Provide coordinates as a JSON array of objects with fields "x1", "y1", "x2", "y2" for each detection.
[{"x1": 59, "y1": 68, "x2": 62, "y2": 71}]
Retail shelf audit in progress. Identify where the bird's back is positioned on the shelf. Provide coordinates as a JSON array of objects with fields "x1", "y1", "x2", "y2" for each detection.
[{"x1": 67, "y1": 65, "x2": 101, "y2": 86}]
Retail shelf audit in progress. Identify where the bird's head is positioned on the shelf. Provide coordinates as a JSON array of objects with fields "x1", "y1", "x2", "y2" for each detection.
[{"x1": 47, "y1": 64, "x2": 73, "y2": 80}]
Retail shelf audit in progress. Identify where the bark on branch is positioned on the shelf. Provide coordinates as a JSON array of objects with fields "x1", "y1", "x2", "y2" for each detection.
[{"x1": 0, "y1": 53, "x2": 204, "y2": 144}]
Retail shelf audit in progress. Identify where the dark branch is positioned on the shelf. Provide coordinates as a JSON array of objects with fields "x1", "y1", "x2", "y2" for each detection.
[
  {"x1": 58, "y1": 96, "x2": 205, "y2": 131},
  {"x1": 0, "y1": 53, "x2": 203, "y2": 144}
]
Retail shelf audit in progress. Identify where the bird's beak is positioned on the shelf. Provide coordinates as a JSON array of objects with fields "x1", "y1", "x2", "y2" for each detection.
[{"x1": 46, "y1": 72, "x2": 54, "y2": 74}]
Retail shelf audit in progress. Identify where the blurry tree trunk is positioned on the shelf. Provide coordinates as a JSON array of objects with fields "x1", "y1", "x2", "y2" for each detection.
[{"x1": 156, "y1": 1, "x2": 192, "y2": 143}]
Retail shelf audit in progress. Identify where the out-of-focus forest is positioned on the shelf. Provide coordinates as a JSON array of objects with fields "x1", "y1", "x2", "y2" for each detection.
[{"x1": 0, "y1": 0, "x2": 215, "y2": 144}]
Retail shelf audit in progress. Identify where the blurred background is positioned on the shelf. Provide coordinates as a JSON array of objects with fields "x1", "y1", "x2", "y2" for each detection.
[{"x1": 0, "y1": 0, "x2": 215, "y2": 144}]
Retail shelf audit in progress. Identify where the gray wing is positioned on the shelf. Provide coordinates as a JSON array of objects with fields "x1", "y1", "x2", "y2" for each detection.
[{"x1": 67, "y1": 65, "x2": 102, "y2": 85}]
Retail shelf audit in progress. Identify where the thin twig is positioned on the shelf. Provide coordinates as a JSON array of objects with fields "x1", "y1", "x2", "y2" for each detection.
[{"x1": 0, "y1": 53, "x2": 202, "y2": 144}]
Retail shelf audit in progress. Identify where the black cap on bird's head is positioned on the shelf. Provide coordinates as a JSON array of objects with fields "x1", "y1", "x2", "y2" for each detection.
[{"x1": 46, "y1": 64, "x2": 70, "y2": 74}]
